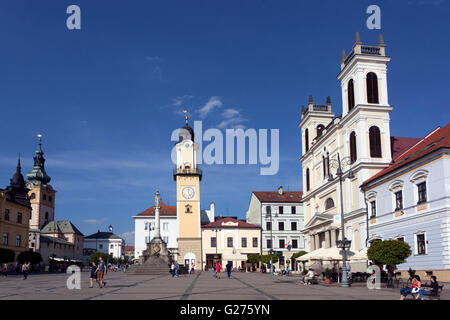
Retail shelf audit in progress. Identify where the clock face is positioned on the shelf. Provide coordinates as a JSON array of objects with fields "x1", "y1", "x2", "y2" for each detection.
[{"x1": 182, "y1": 186, "x2": 195, "y2": 200}]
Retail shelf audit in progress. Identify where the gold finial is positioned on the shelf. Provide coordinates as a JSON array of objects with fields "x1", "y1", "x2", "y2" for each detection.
[{"x1": 182, "y1": 109, "x2": 189, "y2": 125}]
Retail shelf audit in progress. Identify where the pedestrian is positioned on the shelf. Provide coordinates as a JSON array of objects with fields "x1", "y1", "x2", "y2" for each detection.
[
  {"x1": 171, "y1": 262, "x2": 175, "y2": 277},
  {"x1": 191, "y1": 262, "x2": 195, "y2": 275},
  {"x1": 2, "y1": 264, "x2": 7, "y2": 277},
  {"x1": 226, "y1": 262, "x2": 232, "y2": 279},
  {"x1": 213, "y1": 263, "x2": 217, "y2": 278},
  {"x1": 400, "y1": 275, "x2": 421, "y2": 300},
  {"x1": 22, "y1": 262, "x2": 30, "y2": 280},
  {"x1": 96, "y1": 257, "x2": 107, "y2": 288},
  {"x1": 216, "y1": 261, "x2": 221, "y2": 279},
  {"x1": 175, "y1": 261, "x2": 179, "y2": 277},
  {"x1": 89, "y1": 262, "x2": 97, "y2": 288}
]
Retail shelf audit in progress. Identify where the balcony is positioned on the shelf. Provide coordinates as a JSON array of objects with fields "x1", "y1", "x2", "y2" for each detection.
[{"x1": 173, "y1": 167, "x2": 203, "y2": 181}]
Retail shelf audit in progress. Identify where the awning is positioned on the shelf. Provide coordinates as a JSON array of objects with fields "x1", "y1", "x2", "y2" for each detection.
[
  {"x1": 297, "y1": 247, "x2": 355, "y2": 261},
  {"x1": 222, "y1": 254, "x2": 247, "y2": 261},
  {"x1": 349, "y1": 248, "x2": 368, "y2": 261}
]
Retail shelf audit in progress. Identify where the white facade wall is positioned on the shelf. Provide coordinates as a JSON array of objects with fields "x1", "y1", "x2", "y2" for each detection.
[{"x1": 83, "y1": 238, "x2": 124, "y2": 259}]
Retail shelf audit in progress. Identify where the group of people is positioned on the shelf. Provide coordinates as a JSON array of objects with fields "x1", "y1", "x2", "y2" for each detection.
[
  {"x1": 300, "y1": 268, "x2": 316, "y2": 285},
  {"x1": 211, "y1": 261, "x2": 233, "y2": 279},
  {"x1": 170, "y1": 261, "x2": 179, "y2": 277},
  {"x1": 400, "y1": 275, "x2": 439, "y2": 300},
  {"x1": 89, "y1": 257, "x2": 107, "y2": 288}
]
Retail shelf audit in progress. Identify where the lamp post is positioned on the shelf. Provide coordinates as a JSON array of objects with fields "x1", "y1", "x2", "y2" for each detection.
[{"x1": 328, "y1": 153, "x2": 354, "y2": 288}]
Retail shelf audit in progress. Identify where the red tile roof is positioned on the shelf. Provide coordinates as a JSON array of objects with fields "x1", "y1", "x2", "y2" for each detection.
[
  {"x1": 363, "y1": 125, "x2": 450, "y2": 186},
  {"x1": 391, "y1": 136, "x2": 422, "y2": 161},
  {"x1": 202, "y1": 217, "x2": 261, "y2": 229},
  {"x1": 124, "y1": 246, "x2": 134, "y2": 251},
  {"x1": 136, "y1": 201, "x2": 177, "y2": 216},
  {"x1": 252, "y1": 191, "x2": 303, "y2": 203}
]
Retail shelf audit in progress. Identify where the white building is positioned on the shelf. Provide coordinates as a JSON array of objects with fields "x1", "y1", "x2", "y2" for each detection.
[
  {"x1": 361, "y1": 125, "x2": 450, "y2": 281},
  {"x1": 83, "y1": 227, "x2": 124, "y2": 259},
  {"x1": 133, "y1": 200, "x2": 215, "y2": 260},
  {"x1": 246, "y1": 187, "x2": 304, "y2": 269}
]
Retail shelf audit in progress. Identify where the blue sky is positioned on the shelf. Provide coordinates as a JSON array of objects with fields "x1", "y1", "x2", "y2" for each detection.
[{"x1": 1, "y1": 0, "x2": 449, "y2": 245}]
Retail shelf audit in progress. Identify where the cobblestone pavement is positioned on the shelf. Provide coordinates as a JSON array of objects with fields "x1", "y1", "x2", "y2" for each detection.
[{"x1": 0, "y1": 271, "x2": 448, "y2": 300}]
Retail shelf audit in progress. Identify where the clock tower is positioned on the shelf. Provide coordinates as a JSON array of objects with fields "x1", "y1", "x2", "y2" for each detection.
[{"x1": 173, "y1": 112, "x2": 202, "y2": 269}]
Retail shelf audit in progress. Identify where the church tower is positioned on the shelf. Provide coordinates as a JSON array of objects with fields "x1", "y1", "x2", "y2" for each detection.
[
  {"x1": 174, "y1": 112, "x2": 202, "y2": 269},
  {"x1": 26, "y1": 134, "x2": 56, "y2": 230}
]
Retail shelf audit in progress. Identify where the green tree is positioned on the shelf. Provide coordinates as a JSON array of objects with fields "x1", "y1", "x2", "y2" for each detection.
[
  {"x1": 247, "y1": 254, "x2": 260, "y2": 264},
  {"x1": 367, "y1": 240, "x2": 411, "y2": 270},
  {"x1": 0, "y1": 248, "x2": 15, "y2": 264},
  {"x1": 260, "y1": 254, "x2": 278, "y2": 264},
  {"x1": 89, "y1": 252, "x2": 113, "y2": 264},
  {"x1": 291, "y1": 251, "x2": 308, "y2": 260},
  {"x1": 17, "y1": 251, "x2": 42, "y2": 264}
]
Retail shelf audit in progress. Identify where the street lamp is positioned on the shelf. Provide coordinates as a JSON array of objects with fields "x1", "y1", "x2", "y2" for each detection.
[{"x1": 328, "y1": 152, "x2": 354, "y2": 288}]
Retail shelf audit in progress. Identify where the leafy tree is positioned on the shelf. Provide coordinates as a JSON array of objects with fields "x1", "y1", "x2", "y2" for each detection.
[
  {"x1": 247, "y1": 254, "x2": 260, "y2": 264},
  {"x1": 0, "y1": 248, "x2": 15, "y2": 263},
  {"x1": 367, "y1": 240, "x2": 411, "y2": 270},
  {"x1": 260, "y1": 254, "x2": 278, "y2": 264},
  {"x1": 89, "y1": 252, "x2": 113, "y2": 264},
  {"x1": 17, "y1": 251, "x2": 42, "y2": 264},
  {"x1": 291, "y1": 251, "x2": 308, "y2": 260}
]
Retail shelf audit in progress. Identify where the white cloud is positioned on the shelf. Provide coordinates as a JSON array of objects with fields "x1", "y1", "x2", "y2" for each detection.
[
  {"x1": 82, "y1": 218, "x2": 108, "y2": 224},
  {"x1": 217, "y1": 108, "x2": 248, "y2": 129},
  {"x1": 198, "y1": 96, "x2": 223, "y2": 118},
  {"x1": 222, "y1": 108, "x2": 240, "y2": 119}
]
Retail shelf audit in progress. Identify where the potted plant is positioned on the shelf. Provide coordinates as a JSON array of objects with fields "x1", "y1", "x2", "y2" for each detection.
[{"x1": 324, "y1": 268, "x2": 332, "y2": 284}]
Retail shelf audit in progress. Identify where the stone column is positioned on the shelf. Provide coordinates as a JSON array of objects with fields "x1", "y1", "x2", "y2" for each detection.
[
  {"x1": 331, "y1": 229, "x2": 337, "y2": 247},
  {"x1": 155, "y1": 191, "x2": 161, "y2": 239},
  {"x1": 314, "y1": 234, "x2": 320, "y2": 250},
  {"x1": 325, "y1": 230, "x2": 331, "y2": 249},
  {"x1": 310, "y1": 235, "x2": 315, "y2": 251}
]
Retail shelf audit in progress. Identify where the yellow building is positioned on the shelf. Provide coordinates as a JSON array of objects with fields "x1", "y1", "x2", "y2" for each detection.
[
  {"x1": 0, "y1": 158, "x2": 31, "y2": 260},
  {"x1": 201, "y1": 217, "x2": 261, "y2": 271},
  {"x1": 174, "y1": 115, "x2": 203, "y2": 269}
]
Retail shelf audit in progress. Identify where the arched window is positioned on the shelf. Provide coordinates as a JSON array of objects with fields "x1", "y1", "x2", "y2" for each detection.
[
  {"x1": 366, "y1": 72, "x2": 379, "y2": 104},
  {"x1": 306, "y1": 168, "x2": 310, "y2": 191},
  {"x1": 30, "y1": 193, "x2": 36, "y2": 200},
  {"x1": 350, "y1": 132, "x2": 357, "y2": 164},
  {"x1": 317, "y1": 124, "x2": 325, "y2": 137},
  {"x1": 45, "y1": 212, "x2": 49, "y2": 220},
  {"x1": 305, "y1": 129, "x2": 309, "y2": 153},
  {"x1": 348, "y1": 79, "x2": 355, "y2": 111},
  {"x1": 325, "y1": 198, "x2": 335, "y2": 210},
  {"x1": 369, "y1": 126, "x2": 382, "y2": 158}
]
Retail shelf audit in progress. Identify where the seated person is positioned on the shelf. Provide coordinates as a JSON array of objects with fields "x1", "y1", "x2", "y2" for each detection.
[
  {"x1": 418, "y1": 276, "x2": 439, "y2": 300},
  {"x1": 300, "y1": 268, "x2": 315, "y2": 285},
  {"x1": 400, "y1": 275, "x2": 421, "y2": 300}
]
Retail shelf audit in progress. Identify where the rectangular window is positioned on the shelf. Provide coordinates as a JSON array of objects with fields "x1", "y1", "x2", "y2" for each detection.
[
  {"x1": 227, "y1": 237, "x2": 233, "y2": 248},
  {"x1": 279, "y1": 206, "x2": 284, "y2": 214},
  {"x1": 163, "y1": 236, "x2": 168, "y2": 244},
  {"x1": 2, "y1": 233, "x2": 8, "y2": 245},
  {"x1": 292, "y1": 239, "x2": 298, "y2": 249},
  {"x1": 291, "y1": 206, "x2": 296, "y2": 214},
  {"x1": 252, "y1": 237, "x2": 258, "y2": 248},
  {"x1": 418, "y1": 182, "x2": 427, "y2": 203},
  {"x1": 266, "y1": 221, "x2": 271, "y2": 231},
  {"x1": 241, "y1": 237, "x2": 247, "y2": 248},
  {"x1": 397, "y1": 237, "x2": 404, "y2": 242},
  {"x1": 4, "y1": 209, "x2": 9, "y2": 221},
  {"x1": 279, "y1": 239, "x2": 285, "y2": 249},
  {"x1": 17, "y1": 212, "x2": 22, "y2": 224},
  {"x1": 267, "y1": 239, "x2": 272, "y2": 249},
  {"x1": 291, "y1": 222, "x2": 297, "y2": 231},
  {"x1": 266, "y1": 206, "x2": 271, "y2": 216},
  {"x1": 145, "y1": 237, "x2": 149, "y2": 244},
  {"x1": 370, "y1": 201, "x2": 376, "y2": 218},
  {"x1": 211, "y1": 237, "x2": 216, "y2": 248},
  {"x1": 278, "y1": 222, "x2": 284, "y2": 231},
  {"x1": 144, "y1": 223, "x2": 148, "y2": 230},
  {"x1": 395, "y1": 191, "x2": 403, "y2": 211},
  {"x1": 417, "y1": 234, "x2": 426, "y2": 255},
  {"x1": 163, "y1": 223, "x2": 169, "y2": 231}
]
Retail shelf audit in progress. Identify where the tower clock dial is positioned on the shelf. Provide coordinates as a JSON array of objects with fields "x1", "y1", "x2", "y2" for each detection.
[{"x1": 181, "y1": 186, "x2": 195, "y2": 200}]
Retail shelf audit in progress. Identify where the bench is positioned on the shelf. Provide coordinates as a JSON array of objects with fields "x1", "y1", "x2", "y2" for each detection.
[{"x1": 412, "y1": 284, "x2": 444, "y2": 300}]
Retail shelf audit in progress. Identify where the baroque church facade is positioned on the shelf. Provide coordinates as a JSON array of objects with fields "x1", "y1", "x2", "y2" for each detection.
[{"x1": 299, "y1": 33, "x2": 414, "y2": 260}]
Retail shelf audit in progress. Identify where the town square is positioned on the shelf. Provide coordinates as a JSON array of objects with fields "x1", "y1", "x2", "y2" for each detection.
[{"x1": 0, "y1": 0, "x2": 450, "y2": 308}]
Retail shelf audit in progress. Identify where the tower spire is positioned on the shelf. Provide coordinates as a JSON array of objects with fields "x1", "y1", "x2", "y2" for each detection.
[
  {"x1": 354, "y1": 32, "x2": 361, "y2": 46},
  {"x1": 26, "y1": 133, "x2": 51, "y2": 185}
]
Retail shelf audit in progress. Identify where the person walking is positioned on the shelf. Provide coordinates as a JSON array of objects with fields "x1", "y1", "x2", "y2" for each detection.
[
  {"x1": 191, "y1": 262, "x2": 195, "y2": 275},
  {"x1": 171, "y1": 262, "x2": 175, "y2": 277},
  {"x1": 226, "y1": 262, "x2": 232, "y2": 279},
  {"x1": 2, "y1": 264, "x2": 7, "y2": 277},
  {"x1": 89, "y1": 262, "x2": 97, "y2": 288},
  {"x1": 216, "y1": 261, "x2": 221, "y2": 279},
  {"x1": 96, "y1": 257, "x2": 106, "y2": 288},
  {"x1": 213, "y1": 262, "x2": 217, "y2": 278},
  {"x1": 175, "y1": 261, "x2": 179, "y2": 277},
  {"x1": 22, "y1": 262, "x2": 30, "y2": 280}
]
